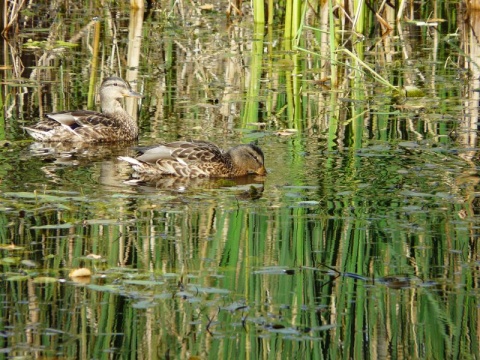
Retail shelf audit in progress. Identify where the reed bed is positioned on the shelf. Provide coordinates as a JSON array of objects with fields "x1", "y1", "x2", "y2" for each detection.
[{"x1": 1, "y1": 1, "x2": 471, "y2": 141}]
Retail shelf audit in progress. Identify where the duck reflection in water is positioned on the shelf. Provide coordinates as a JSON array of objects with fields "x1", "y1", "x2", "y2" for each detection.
[{"x1": 123, "y1": 174, "x2": 265, "y2": 200}]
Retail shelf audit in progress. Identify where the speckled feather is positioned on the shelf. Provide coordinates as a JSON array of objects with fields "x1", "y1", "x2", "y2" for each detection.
[
  {"x1": 23, "y1": 77, "x2": 142, "y2": 143},
  {"x1": 119, "y1": 141, "x2": 267, "y2": 178}
]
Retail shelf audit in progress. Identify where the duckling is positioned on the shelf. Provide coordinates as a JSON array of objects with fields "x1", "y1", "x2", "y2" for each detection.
[
  {"x1": 119, "y1": 140, "x2": 267, "y2": 178},
  {"x1": 23, "y1": 76, "x2": 142, "y2": 142}
]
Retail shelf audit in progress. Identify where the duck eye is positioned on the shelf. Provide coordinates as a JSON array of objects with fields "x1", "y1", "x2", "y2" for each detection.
[{"x1": 249, "y1": 153, "x2": 260, "y2": 162}]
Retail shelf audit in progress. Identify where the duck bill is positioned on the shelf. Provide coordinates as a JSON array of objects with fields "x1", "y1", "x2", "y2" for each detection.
[
  {"x1": 126, "y1": 90, "x2": 143, "y2": 98},
  {"x1": 256, "y1": 167, "x2": 267, "y2": 175}
]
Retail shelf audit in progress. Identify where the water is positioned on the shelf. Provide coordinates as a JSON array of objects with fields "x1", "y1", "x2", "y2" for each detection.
[{"x1": 1, "y1": 1, "x2": 480, "y2": 359}]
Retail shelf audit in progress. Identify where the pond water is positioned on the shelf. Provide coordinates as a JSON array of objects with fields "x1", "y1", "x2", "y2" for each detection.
[{"x1": 1, "y1": 1, "x2": 480, "y2": 359}]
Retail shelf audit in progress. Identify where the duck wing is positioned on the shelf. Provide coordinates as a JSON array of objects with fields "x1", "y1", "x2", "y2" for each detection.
[
  {"x1": 47, "y1": 110, "x2": 119, "y2": 129},
  {"x1": 137, "y1": 141, "x2": 224, "y2": 165},
  {"x1": 24, "y1": 111, "x2": 129, "y2": 142},
  {"x1": 24, "y1": 110, "x2": 104, "y2": 134}
]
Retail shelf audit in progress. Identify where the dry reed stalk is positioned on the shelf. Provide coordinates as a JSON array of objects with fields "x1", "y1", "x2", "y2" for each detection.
[
  {"x1": 2, "y1": 0, "x2": 26, "y2": 36},
  {"x1": 87, "y1": 21, "x2": 101, "y2": 108},
  {"x1": 130, "y1": 0, "x2": 144, "y2": 9},
  {"x1": 227, "y1": 0, "x2": 243, "y2": 17},
  {"x1": 126, "y1": 9, "x2": 144, "y2": 116}
]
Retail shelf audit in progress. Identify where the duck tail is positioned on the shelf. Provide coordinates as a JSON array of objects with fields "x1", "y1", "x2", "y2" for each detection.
[
  {"x1": 118, "y1": 156, "x2": 144, "y2": 167},
  {"x1": 22, "y1": 126, "x2": 50, "y2": 141}
]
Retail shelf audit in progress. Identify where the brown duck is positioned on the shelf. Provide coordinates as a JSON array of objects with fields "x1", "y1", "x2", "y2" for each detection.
[
  {"x1": 119, "y1": 140, "x2": 267, "y2": 178},
  {"x1": 23, "y1": 76, "x2": 142, "y2": 142}
]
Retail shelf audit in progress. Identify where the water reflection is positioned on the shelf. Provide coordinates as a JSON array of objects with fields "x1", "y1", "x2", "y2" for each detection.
[{"x1": 123, "y1": 174, "x2": 265, "y2": 194}]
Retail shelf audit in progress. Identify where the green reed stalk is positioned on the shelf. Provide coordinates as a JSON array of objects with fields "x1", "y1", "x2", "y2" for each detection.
[
  {"x1": 326, "y1": 0, "x2": 340, "y2": 148},
  {"x1": 351, "y1": 0, "x2": 366, "y2": 149},
  {"x1": 282, "y1": 1, "x2": 295, "y2": 128},
  {"x1": 291, "y1": 1, "x2": 305, "y2": 129},
  {"x1": 252, "y1": 0, "x2": 264, "y2": 23},
  {"x1": 292, "y1": 55, "x2": 303, "y2": 130},
  {"x1": 265, "y1": 24, "x2": 274, "y2": 120},
  {"x1": 284, "y1": 0, "x2": 292, "y2": 39},
  {"x1": 353, "y1": 0, "x2": 365, "y2": 44},
  {"x1": 284, "y1": 59, "x2": 295, "y2": 128},
  {"x1": 291, "y1": 0, "x2": 301, "y2": 39},
  {"x1": 242, "y1": 23, "x2": 264, "y2": 127},
  {"x1": 267, "y1": 0, "x2": 274, "y2": 25},
  {"x1": 293, "y1": 1, "x2": 307, "y2": 48}
]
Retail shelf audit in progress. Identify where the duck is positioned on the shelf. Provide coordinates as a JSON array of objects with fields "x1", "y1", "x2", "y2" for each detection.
[
  {"x1": 23, "y1": 76, "x2": 142, "y2": 142},
  {"x1": 119, "y1": 140, "x2": 267, "y2": 178}
]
